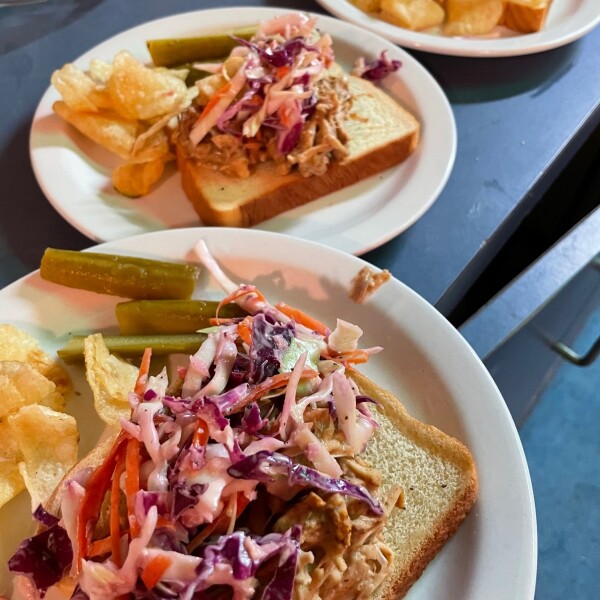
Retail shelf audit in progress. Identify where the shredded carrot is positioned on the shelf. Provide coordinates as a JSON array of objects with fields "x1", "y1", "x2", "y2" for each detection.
[
  {"x1": 236, "y1": 315, "x2": 254, "y2": 346},
  {"x1": 76, "y1": 433, "x2": 128, "y2": 568},
  {"x1": 156, "y1": 516, "x2": 176, "y2": 530},
  {"x1": 88, "y1": 536, "x2": 112, "y2": 558},
  {"x1": 275, "y1": 302, "x2": 330, "y2": 336},
  {"x1": 227, "y1": 368, "x2": 318, "y2": 414},
  {"x1": 141, "y1": 555, "x2": 173, "y2": 590},
  {"x1": 193, "y1": 417, "x2": 209, "y2": 447},
  {"x1": 208, "y1": 317, "x2": 240, "y2": 325},
  {"x1": 216, "y1": 287, "x2": 266, "y2": 319},
  {"x1": 188, "y1": 492, "x2": 251, "y2": 552},
  {"x1": 340, "y1": 349, "x2": 370, "y2": 366},
  {"x1": 125, "y1": 436, "x2": 141, "y2": 538},
  {"x1": 135, "y1": 347, "x2": 152, "y2": 396},
  {"x1": 194, "y1": 81, "x2": 233, "y2": 125},
  {"x1": 110, "y1": 452, "x2": 126, "y2": 566},
  {"x1": 276, "y1": 65, "x2": 291, "y2": 79}
]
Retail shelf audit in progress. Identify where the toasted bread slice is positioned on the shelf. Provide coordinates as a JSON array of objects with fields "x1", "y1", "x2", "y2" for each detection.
[
  {"x1": 351, "y1": 370, "x2": 478, "y2": 599},
  {"x1": 500, "y1": 0, "x2": 552, "y2": 33},
  {"x1": 39, "y1": 370, "x2": 475, "y2": 599},
  {"x1": 177, "y1": 75, "x2": 420, "y2": 227}
]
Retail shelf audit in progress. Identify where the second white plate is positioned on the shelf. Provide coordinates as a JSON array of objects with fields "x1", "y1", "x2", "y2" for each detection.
[
  {"x1": 30, "y1": 7, "x2": 456, "y2": 255},
  {"x1": 316, "y1": 0, "x2": 600, "y2": 57}
]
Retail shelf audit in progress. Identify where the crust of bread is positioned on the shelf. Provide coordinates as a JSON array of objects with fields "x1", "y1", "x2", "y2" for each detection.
[
  {"x1": 350, "y1": 370, "x2": 478, "y2": 599},
  {"x1": 500, "y1": 0, "x2": 551, "y2": 33},
  {"x1": 177, "y1": 75, "x2": 420, "y2": 227}
]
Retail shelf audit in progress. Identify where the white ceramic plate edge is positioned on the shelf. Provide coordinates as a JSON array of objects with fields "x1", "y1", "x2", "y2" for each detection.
[
  {"x1": 316, "y1": 0, "x2": 600, "y2": 57},
  {"x1": 29, "y1": 7, "x2": 456, "y2": 255}
]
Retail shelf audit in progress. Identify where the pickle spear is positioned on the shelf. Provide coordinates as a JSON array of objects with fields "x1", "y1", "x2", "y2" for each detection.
[
  {"x1": 147, "y1": 26, "x2": 257, "y2": 67},
  {"x1": 58, "y1": 333, "x2": 207, "y2": 364},
  {"x1": 40, "y1": 248, "x2": 201, "y2": 300},
  {"x1": 116, "y1": 299, "x2": 247, "y2": 334}
]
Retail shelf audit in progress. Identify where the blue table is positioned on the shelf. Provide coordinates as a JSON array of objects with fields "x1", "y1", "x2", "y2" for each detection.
[{"x1": 1, "y1": 0, "x2": 599, "y2": 317}]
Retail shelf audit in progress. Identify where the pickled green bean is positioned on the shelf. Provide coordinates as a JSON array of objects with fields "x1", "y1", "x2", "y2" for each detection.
[
  {"x1": 40, "y1": 248, "x2": 201, "y2": 300},
  {"x1": 116, "y1": 299, "x2": 247, "y2": 334}
]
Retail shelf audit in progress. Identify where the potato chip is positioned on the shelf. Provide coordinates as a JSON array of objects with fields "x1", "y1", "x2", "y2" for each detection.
[
  {"x1": 443, "y1": 0, "x2": 504, "y2": 35},
  {"x1": 0, "y1": 461, "x2": 25, "y2": 510},
  {"x1": 108, "y1": 51, "x2": 188, "y2": 120},
  {"x1": 84, "y1": 333, "x2": 138, "y2": 427},
  {"x1": 131, "y1": 126, "x2": 170, "y2": 163},
  {"x1": 0, "y1": 361, "x2": 57, "y2": 419},
  {"x1": 0, "y1": 421, "x2": 22, "y2": 463},
  {"x1": 0, "y1": 421, "x2": 25, "y2": 508},
  {"x1": 381, "y1": 0, "x2": 445, "y2": 30},
  {"x1": 112, "y1": 158, "x2": 166, "y2": 198},
  {"x1": 9, "y1": 405, "x2": 78, "y2": 510},
  {"x1": 0, "y1": 324, "x2": 71, "y2": 396},
  {"x1": 154, "y1": 66, "x2": 190, "y2": 81},
  {"x1": 53, "y1": 100, "x2": 140, "y2": 160},
  {"x1": 51, "y1": 63, "x2": 100, "y2": 113},
  {"x1": 88, "y1": 58, "x2": 113, "y2": 85},
  {"x1": 39, "y1": 390, "x2": 67, "y2": 413}
]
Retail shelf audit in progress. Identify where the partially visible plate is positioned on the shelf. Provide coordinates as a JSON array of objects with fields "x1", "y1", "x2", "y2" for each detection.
[
  {"x1": 0, "y1": 228, "x2": 536, "y2": 598},
  {"x1": 316, "y1": 0, "x2": 600, "y2": 57},
  {"x1": 29, "y1": 7, "x2": 455, "y2": 256}
]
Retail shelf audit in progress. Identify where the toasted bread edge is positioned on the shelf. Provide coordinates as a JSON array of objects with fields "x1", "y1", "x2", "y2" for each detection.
[{"x1": 351, "y1": 370, "x2": 479, "y2": 599}]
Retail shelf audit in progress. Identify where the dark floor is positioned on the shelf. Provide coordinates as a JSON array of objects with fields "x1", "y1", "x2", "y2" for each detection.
[{"x1": 519, "y1": 307, "x2": 600, "y2": 599}]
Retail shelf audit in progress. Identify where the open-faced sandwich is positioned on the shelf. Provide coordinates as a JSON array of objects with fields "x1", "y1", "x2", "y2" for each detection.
[
  {"x1": 6, "y1": 243, "x2": 476, "y2": 599},
  {"x1": 174, "y1": 13, "x2": 420, "y2": 227}
]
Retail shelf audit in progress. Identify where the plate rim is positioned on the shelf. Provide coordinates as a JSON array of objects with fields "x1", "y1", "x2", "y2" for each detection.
[
  {"x1": 315, "y1": 0, "x2": 600, "y2": 57},
  {"x1": 29, "y1": 6, "x2": 456, "y2": 255},
  {"x1": 0, "y1": 227, "x2": 537, "y2": 598}
]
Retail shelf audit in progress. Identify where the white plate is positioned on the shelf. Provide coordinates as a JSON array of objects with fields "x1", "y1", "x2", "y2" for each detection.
[
  {"x1": 0, "y1": 228, "x2": 535, "y2": 598},
  {"x1": 316, "y1": 0, "x2": 600, "y2": 57},
  {"x1": 29, "y1": 7, "x2": 456, "y2": 256}
]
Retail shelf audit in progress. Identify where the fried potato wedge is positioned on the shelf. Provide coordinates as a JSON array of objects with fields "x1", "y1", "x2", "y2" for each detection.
[
  {"x1": 444, "y1": 0, "x2": 504, "y2": 35},
  {"x1": 381, "y1": 0, "x2": 446, "y2": 29},
  {"x1": 84, "y1": 333, "x2": 138, "y2": 427},
  {"x1": 0, "y1": 324, "x2": 71, "y2": 396},
  {"x1": 108, "y1": 51, "x2": 188, "y2": 120},
  {"x1": 8, "y1": 405, "x2": 79, "y2": 510}
]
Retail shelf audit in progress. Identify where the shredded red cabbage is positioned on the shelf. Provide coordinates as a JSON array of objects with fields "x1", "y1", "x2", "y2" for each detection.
[
  {"x1": 249, "y1": 314, "x2": 294, "y2": 384},
  {"x1": 360, "y1": 50, "x2": 402, "y2": 82},
  {"x1": 33, "y1": 504, "x2": 59, "y2": 528},
  {"x1": 191, "y1": 526, "x2": 301, "y2": 599},
  {"x1": 241, "y1": 402, "x2": 267, "y2": 434},
  {"x1": 8, "y1": 521, "x2": 73, "y2": 597},
  {"x1": 172, "y1": 482, "x2": 208, "y2": 520},
  {"x1": 228, "y1": 451, "x2": 383, "y2": 515}
]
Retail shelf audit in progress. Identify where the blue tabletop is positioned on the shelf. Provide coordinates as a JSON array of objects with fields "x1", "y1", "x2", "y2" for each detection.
[{"x1": 1, "y1": 0, "x2": 599, "y2": 316}]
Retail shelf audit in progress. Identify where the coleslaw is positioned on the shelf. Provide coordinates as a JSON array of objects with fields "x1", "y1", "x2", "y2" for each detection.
[{"x1": 8, "y1": 241, "x2": 400, "y2": 600}]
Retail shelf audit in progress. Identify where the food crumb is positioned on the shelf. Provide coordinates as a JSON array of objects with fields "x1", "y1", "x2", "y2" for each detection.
[{"x1": 349, "y1": 266, "x2": 391, "y2": 303}]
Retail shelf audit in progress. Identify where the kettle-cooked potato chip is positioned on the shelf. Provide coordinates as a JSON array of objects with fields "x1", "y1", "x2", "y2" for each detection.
[
  {"x1": 112, "y1": 158, "x2": 166, "y2": 198},
  {"x1": 53, "y1": 100, "x2": 141, "y2": 161},
  {"x1": 51, "y1": 63, "x2": 100, "y2": 113},
  {"x1": 0, "y1": 462, "x2": 25, "y2": 510},
  {"x1": 0, "y1": 324, "x2": 71, "y2": 396},
  {"x1": 84, "y1": 333, "x2": 138, "y2": 427},
  {"x1": 8, "y1": 405, "x2": 79, "y2": 511},
  {"x1": 0, "y1": 361, "x2": 57, "y2": 419},
  {"x1": 108, "y1": 51, "x2": 188, "y2": 120}
]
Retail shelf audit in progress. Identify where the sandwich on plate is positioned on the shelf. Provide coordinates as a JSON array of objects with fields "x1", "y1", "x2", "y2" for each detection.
[
  {"x1": 174, "y1": 13, "x2": 420, "y2": 227},
  {"x1": 7, "y1": 242, "x2": 475, "y2": 600}
]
